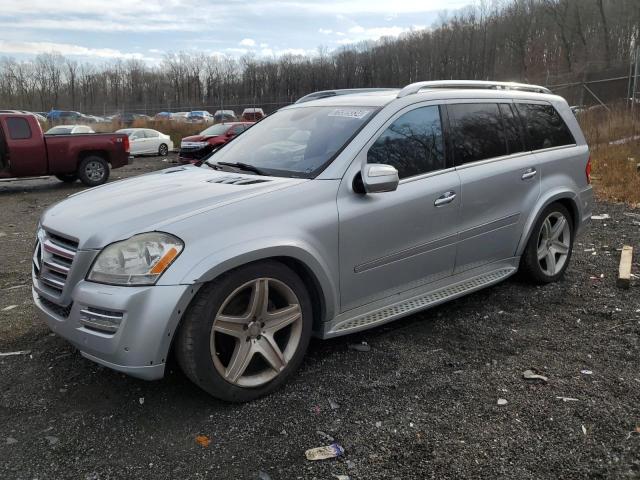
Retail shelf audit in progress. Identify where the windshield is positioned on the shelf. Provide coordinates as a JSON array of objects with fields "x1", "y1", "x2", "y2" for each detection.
[
  {"x1": 206, "y1": 106, "x2": 377, "y2": 178},
  {"x1": 46, "y1": 127, "x2": 73, "y2": 135},
  {"x1": 200, "y1": 124, "x2": 230, "y2": 136}
]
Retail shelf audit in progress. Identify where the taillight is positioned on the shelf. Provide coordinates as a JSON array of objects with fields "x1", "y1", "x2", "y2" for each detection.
[
  {"x1": 123, "y1": 135, "x2": 130, "y2": 153},
  {"x1": 585, "y1": 155, "x2": 592, "y2": 184}
]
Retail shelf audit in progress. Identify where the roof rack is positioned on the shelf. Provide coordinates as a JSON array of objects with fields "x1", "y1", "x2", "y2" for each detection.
[
  {"x1": 295, "y1": 88, "x2": 397, "y2": 104},
  {"x1": 397, "y1": 80, "x2": 551, "y2": 98}
]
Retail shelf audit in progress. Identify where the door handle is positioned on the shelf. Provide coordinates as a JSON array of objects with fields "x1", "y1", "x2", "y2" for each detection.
[
  {"x1": 434, "y1": 191, "x2": 456, "y2": 207},
  {"x1": 521, "y1": 168, "x2": 537, "y2": 180}
]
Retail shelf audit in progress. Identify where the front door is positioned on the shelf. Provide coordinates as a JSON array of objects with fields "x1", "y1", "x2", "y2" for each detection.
[
  {"x1": 0, "y1": 116, "x2": 47, "y2": 176},
  {"x1": 338, "y1": 104, "x2": 460, "y2": 311}
]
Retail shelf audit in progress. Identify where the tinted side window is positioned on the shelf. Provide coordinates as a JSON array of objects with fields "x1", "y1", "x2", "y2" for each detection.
[
  {"x1": 231, "y1": 125, "x2": 245, "y2": 134},
  {"x1": 515, "y1": 103, "x2": 575, "y2": 150},
  {"x1": 367, "y1": 105, "x2": 444, "y2": 179},
  {"x1": 449, "y1": 103, "x2": 507, "y2": 165},
  {"x1": 499, "y1": 104, "x2": 525, "y2": 155},
  {"x1": 7, "y1": 118, "x2": 32, "y2": 140}
]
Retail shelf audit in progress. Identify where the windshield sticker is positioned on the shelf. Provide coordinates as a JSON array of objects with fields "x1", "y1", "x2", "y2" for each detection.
[{"x1": 328, "y1": 108, "x2": 372, "y2": 119}]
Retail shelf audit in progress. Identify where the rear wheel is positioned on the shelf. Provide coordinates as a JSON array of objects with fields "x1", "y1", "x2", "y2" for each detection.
[
  {"x1": 55, "y1": 173, "x2": 77, "y2": 183},
  {"x1": 77, "y1": 156, "x2": 110, "y2": 187},
  {"x1": 521, "y1": 203, "x2": 574, "y2": 283},
  {"x1": 175, "y1": 261, "x2": 312, "y2": 402},
  {"x1": 158, "y1": 143, "x2": 169, "y2": 156}
]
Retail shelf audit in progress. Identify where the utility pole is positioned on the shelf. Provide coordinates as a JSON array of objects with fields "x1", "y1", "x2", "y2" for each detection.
[{"x1": 632, "y1": 46, "x2": 639, "y2": 115}]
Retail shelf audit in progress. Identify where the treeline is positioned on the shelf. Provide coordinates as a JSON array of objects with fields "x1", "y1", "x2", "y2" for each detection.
[{"x1": 0, "y1": 0, "x2": 638, "y2": 115}]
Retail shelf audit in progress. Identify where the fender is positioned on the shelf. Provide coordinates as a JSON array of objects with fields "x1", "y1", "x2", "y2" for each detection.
[
  {"x1": 180, "y1": 237, "x2": 339, "y2": 322},
  {"x1": 515, "y1": 188, "x2": 580, "y2": 257}
]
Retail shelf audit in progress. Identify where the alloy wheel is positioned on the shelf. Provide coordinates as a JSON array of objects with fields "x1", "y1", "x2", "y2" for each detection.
[
  {"x1": 85, "y1": 160, "x2": 105, "y2": 182},
  {"x1": 536, "y1": 211, "x2": 571, "y2": 276},
  {"x1": 210, "y1": 278, "x2": 303, "y2": 388}
]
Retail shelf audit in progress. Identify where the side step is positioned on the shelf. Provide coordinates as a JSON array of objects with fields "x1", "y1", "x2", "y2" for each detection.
[{"x1": 328, "y1": 267, "x2": 516, "y2": 336}]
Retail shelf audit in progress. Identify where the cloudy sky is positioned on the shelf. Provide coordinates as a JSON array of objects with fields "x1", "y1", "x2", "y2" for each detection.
[{"x1": 0, "y1": 0, "x2": 472, "y2": 63}]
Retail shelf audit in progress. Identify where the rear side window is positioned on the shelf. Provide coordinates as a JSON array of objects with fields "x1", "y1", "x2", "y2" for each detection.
[
  {"x1": 367, "y1": 105, "x2": 445, "y2": 179},
  {"x1": 448, "y1": 103, "x2": 507, "y2": 165},
  {"x1": 145, "y1": 130, "x2": 159, "y2": 138},
  {"x1": 499, "y1": 104, "x2": 526, "y2": 155},
  {"x1": 6, "y1": 118, "x2": 32, "y2": 140},
  {"x1": 515, "y1": 103, "x2": 575, "y2": 150}
]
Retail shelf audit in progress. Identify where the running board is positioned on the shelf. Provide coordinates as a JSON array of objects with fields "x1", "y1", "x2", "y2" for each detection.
[
  {"x1": 0, "y1": 175, "x2": 49, "y2": 183},
  {"x1": 327, "y1": 267, "x2": 516, "y2": 336}
]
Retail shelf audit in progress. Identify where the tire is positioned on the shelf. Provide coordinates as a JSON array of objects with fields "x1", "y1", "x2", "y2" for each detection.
[
  {"x1": 77, "y1": 156, "x2": 110, "y2": 187},
  {"x1": 175, "y1": 261, "x2": 313, "y2": 402},
  {"x1": 158, "y1": 143, "x2": 169, "y2": 156},
  {"x1": 55, "y1": 173, "x2": 77, "y2": 183},
  {"x1": 520, "y1": 202, "x2": 574, "y2": 284}
]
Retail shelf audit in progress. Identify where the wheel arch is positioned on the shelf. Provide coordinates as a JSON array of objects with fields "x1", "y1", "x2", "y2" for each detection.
[
  {"x1": 78, "y1": 150, "x2": 110, "y2": 165},
  {"x1": 516, "y1": 190, "x2": 579, "y2": 257},
  {"x1": 179, "y1": 243, "x2": 338, "y2": 331}
]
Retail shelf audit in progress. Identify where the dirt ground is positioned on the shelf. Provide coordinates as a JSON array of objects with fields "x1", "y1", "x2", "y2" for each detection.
[{"x1": 0, "y1": 155, "x2": 639, "y2": 479}]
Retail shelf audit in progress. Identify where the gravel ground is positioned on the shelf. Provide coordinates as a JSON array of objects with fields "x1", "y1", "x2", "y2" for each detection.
[{"x1": 0, "y1": 156, "x2": 639, "y2": 479}]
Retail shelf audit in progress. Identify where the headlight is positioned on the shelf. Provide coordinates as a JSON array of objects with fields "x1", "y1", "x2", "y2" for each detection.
[{"x1": 87, "y1": 232, "x2": 184, "y2": 286}]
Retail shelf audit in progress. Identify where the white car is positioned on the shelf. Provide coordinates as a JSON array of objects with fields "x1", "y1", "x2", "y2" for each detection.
[
  {"x1": 45, "y1": 125, "x2": 95, "y2": 135},
  {"x1": 117, "y1": 128, "x2": 174, "y2": 156}
]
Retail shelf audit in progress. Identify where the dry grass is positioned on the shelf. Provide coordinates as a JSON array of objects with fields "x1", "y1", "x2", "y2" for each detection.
[
  {"x1": 92, "y1": 119, "x2": 204, "y2": 146},
  {"x1": 577, "y1": 105, "x2": 640, "y2": 207}
]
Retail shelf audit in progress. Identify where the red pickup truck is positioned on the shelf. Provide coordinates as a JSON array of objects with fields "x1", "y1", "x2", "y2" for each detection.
[{"x1": 0, "y1": 113, "x2": 130, "y2": 187}]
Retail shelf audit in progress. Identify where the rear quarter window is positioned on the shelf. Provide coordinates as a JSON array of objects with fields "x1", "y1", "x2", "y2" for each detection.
[
  {"x1": 515, "y1": 103, "x2": 575, "y2": 150},
  {"x1": 6, "y1": 118, "x2": 32, "y2": 140}
]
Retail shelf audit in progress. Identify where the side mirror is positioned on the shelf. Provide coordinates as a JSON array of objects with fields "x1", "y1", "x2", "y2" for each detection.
[{"x1": 361, "y1": 163, "x2": 399, "y2": 193}]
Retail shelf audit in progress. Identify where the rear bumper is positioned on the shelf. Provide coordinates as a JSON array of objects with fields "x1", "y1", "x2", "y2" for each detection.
[
  {"x1": 33, "y1": 280, "x2": 195, "y2": 380},
  {"x1": 576, "y1": 185, "x2": 594, "y2": 237}
]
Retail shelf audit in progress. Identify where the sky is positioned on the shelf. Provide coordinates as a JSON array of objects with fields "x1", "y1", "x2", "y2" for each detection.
[{"x1": 0, "y1": 0, "x2": 473, "y2": 64}]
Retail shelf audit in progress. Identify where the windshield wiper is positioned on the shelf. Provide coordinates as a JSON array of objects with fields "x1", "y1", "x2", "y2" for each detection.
[{"x1": 215, "y1": 161, "x2": 266, "y2": 176}]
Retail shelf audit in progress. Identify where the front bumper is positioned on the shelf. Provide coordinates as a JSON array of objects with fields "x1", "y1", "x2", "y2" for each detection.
[{"x1": 33, "y1": 280, "x2": 195, "y2": 380}]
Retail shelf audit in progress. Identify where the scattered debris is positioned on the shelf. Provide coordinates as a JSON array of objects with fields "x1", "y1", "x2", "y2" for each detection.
[
  {"x1": 523, "y1": 369, "x2": 548, "y2": 382},
  {"x1": 556, "y1": 396, "x2": 579, "y2": 402},
  {"x1": 2, "y1": 305, "x2": 18, "y2": 312},
  {"x1": 3, "y1": 284, "x2": 27, "y2": 291},
  {"x1": 345, "y1": 460, "x2": 356, "y2": 469},
  {"x1": 45, "y1": 436, "x2": 59, "y2": 446},
  {"x1": 328, "y1": 398, "x2": 339, "y2": 410},
  {"x1": 617, "y1": 246, "x2": 633, "y2": 289},
  {"x1": 591, "y1": 214, "x2": 610, "y2": 220},
  {"x1": 581, "y1": 370, "x2": 593, "y2": 375},
  {"x1": 0, "y1": 350, "x2": 31, "y2": 357},
  {"x1": 316, "y1": 430, "x2": 335, "y2": 442},
  {"x1": 312, "y1": 405, "x2": 321, "y2": 414},
  {"x1": 453, "y1": 370, "x2": 464, "y2": 374},
  {"x1": 138, "y1": 397, "x2": 144, "y2": 405},
  {"x1": 257, "y1": 471, "x2": 272, "y2": 480},
  {"x1": 0, "y1": 232, "x2": 5, "y2": 238},
  {"x1": 581, "y1": 425, "x2": 587, "y2": 436},
  {"x1": 333, "y1": 475, "x2": 350, "y2": 480},
  {"x1": 305, "y1": 443, "x2": 345, "y2": 461},
  {"x1": 5, "y1": 437, "x2": 18, "y2": 445},
  {"x1": 348, "y1": 341, "x2": 370, "y2": 352},
  {"x1": 195, "y1": 435, "x2": 211, "y2": 447},
  {"x1": 375, "y1": 421, "x2": 382, "y2": 428},
  {"x1": 497, "y1": 398, "x2": 508, "y2": 406}
]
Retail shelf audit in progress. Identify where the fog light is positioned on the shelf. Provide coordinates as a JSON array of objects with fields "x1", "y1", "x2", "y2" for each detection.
[{"x1": 79, "y1": 307, "x2": 123, "y2": 334}]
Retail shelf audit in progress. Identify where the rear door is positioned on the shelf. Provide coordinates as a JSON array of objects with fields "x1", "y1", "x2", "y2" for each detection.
[
  {"x1": 448, "y1": 101, "x2": 540, "y2": 273},
  {"x1": 0, "y1": 116, "x2": 47, "y2": 176},
  {"x1": 338, "y1": 104, "x2": 461, "y2": 311},
  {"x1": 144, "y1": 129, "x2": 160, "y2": 153}
]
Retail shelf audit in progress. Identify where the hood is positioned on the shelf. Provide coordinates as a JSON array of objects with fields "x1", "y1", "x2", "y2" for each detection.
[
  {"x1": 41, "y1": 166, "x2": 306, "y2": 249},
  {"x1": 182, "y1": 134, "x2": 221, "y2": 143}
]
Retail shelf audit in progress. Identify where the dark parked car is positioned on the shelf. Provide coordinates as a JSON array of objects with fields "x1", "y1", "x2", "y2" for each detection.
[
  {"x1": 213, "y1": 110, "x2": 237, "y2": 123},
  {"x1": 178, "y1": 122, "x2": 253, "y2": 164},
  {"x1": 0, "y1": 113, "x2": 130, "y2": 186}
]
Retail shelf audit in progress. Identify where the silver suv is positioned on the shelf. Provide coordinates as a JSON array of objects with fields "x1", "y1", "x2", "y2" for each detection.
[{"x1": 33, "y1": 81, "x2": 593, "y2": 402}]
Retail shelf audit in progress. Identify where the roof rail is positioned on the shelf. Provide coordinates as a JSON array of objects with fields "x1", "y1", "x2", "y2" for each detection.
[
  {"x1": 397, "y1": 80, "x2": 551, "y2": 98},
  {"x1": 295, "y1": 88, "x2": 397, "y2": 104}
]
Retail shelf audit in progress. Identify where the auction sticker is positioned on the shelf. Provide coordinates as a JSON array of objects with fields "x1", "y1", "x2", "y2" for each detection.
[{"x1": 328, "y1": 108, "x2": 372, "y2": 119}]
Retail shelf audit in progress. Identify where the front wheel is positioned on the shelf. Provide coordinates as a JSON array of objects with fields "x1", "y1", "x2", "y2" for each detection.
[
  {"x1": 77, "y1": 156, "x2": 110, "y2": 187},
  {"x1": 521, "y1": 203, "x2": 574, "y2": 283},
  {"x1": 175, "y1": 261, "x2": 312, "y2": 402}
]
